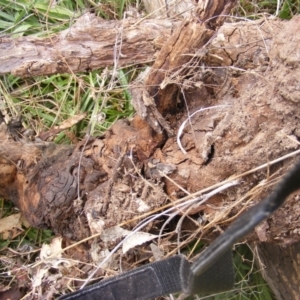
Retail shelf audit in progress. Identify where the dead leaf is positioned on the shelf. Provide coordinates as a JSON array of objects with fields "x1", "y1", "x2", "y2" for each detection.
[
  {"x1": 100, "y1": 226, "x2": 131, "y2": 243},
  {"x1": 38, "y1": 112, "x2": 87, "y2": 140},
  {"x1": 0, "y1": 213, "x2": 29, "y2": 239},
  {"x1": 100, "y1": 226, "x2": 158, "y2": 254},
  {"x1": 40, "y1": 236, "x2": 63, "y2": 260},
  {"x1": 55, "y1": 113, "x2": 87, "y2": 130},
  {"x1": 150, "y1": 243, "x2": 164, "y2": 261},
  {"x1": 32, "y1": 268, "x2": 48, "y2": 288},
  {"x1": 90, "y1": 244, "x2": 115, "y2": 268},
  {"x1": 122, "y1": 232, "x2": 158, "y2": 254},
  {"x1": 0, "y1": 213, "x2": 22, "y2": 233}
]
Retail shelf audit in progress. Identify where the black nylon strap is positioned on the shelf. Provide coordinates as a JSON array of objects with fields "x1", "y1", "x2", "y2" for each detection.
[
  {"x1": 59, "y1": 160, "x2": 300, "y2": 300},
  {"x1": 60, "y1": 255, "x2": 183, "y2": 300},
  {"x1": 59, "y1": 253, "x2": 234, "y2": 300},
  {"x1": 181, "y1": 249, "x2": 234, "y2": 295}
]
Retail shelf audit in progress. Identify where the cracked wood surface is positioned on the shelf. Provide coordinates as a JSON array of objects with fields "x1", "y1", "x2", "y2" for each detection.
[
  {"x1": 1, "y1": 2, "x2": 300, "y2": 297},
  {"x1": 2, "y1": 1, "x2": 300, "y2": 246},
  {"x1": 0, "y1": 13, "x2": 178, "y2": 77},
  {"x1": 257, "y1": 242, "x2": 300, "y2": 300},
  {"x1": 0, "y1": 116, "x2": 165, "y2": 240},
  {"x1": 140, "y1": 0, "x2": 237, "y2": 132},
  {"x1": 0, "y1": 0, "x2": 238, "y2": 240}
]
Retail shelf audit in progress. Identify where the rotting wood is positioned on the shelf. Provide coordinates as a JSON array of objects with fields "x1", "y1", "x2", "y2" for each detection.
[
  {"x1": 256, "y1": 242, "x2": 300, "y2": 300},
  {"x1": 133, "y1": 0, "x2": 238, "y2": 133},
  {"x1": 142, "y1": 0, "x2": 194, "y2": 19},
  {"x1": 0, "y1": 14, "x2": 178, "y2": 77},
  {"x1": 2, "y1": 2, "x2": 300, "y2": 298},
  {"x1": 0, "y1": 116, "x2": 165, "y2": 240},
  {"x1": 0, "y1": 0, "x2": 237, "y2": 239},
  {"x1": 1, "y1": 2, "x2": 300, "y2": 246}
]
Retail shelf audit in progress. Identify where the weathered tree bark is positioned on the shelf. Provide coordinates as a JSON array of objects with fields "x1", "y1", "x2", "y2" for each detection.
[
  {"x1": 0, "y1": 116, "x2": 165, "y2": 240},
  {"x1": 0, "y1": 15, "x2": 178, "y2": 77},
  {"x1": 143, "y1": 0, "x2": 193, "y2": 18},
  {"x1": 145, "y1": 0, "x2": 238, "y2": 111},
  {"x1": 256, "y1": 242, "x2": 300, "y2": 300}
]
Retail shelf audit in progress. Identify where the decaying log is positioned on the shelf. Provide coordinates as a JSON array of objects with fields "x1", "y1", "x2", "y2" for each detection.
[
  {"x1": 0, "y1": 0, "x2": 237, "y2": 241},
  {"x1": 1, "y1": 0, "x2": 300, "y2": 247},
  {"x1": 142, "y1": 0, "x2": 193, "y2": 18},
  {"x1": 137, "y1": 0, "x2": 238, "y2": 133},
  {"x1": 151, "y1": 15, "x2": 300, "y2": 243},
  {"x1": 256, "y1": 242, "x2": 300, "y2": 300},
  {"x1": 0, "y1": 116, "x2": 165, "y2": 240},
  {"x1": 0, "y1": 14, "x2": 178, "y2": 77}
]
